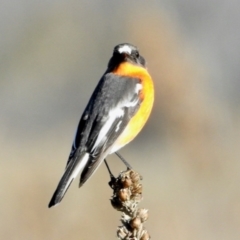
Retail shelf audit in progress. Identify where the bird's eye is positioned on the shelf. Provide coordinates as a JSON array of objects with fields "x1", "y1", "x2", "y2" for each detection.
[{"x1": 135, "y1": 51, "x2": 139, "y2": 58}]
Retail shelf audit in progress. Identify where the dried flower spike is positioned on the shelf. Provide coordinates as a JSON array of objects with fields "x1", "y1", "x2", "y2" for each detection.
[{"x1": 110, "y1": 169, "x2": 150, "y2": 239}]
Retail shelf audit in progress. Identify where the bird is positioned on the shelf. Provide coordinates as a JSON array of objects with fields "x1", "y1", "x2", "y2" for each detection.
[{"x1": 48, "y1": 43, "x2": 154, "y2": 208}]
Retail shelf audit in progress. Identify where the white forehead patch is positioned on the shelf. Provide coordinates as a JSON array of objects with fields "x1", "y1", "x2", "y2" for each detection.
[{"x1": 118, "y1": 45, "x2": 132, "y2": 54}]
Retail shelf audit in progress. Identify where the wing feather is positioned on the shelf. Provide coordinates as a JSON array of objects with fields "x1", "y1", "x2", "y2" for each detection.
[{"x1": 67, "y1": 73, "x2": 143, "y2": 185}]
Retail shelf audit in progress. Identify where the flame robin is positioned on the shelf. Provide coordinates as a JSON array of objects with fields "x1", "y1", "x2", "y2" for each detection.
[{"x1": 49, "y1": 43, "x2": 154, "y2": 207}]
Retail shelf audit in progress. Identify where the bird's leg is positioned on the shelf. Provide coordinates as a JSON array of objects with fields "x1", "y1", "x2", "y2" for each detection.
[
  {"x1": 104, "y1": 159, "x2": 115, "y2": 178},
  {"x1": 104, "y1": 159, "x2": 116, "y2": 189},
  {"x1": 115, "y1": 152, "x2": 132, "y2": 170}
]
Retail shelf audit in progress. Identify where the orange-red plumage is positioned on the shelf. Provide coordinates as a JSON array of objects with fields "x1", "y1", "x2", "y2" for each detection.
[{"x1": 113, "y1": 62, "x2": 154, "y2": 147}]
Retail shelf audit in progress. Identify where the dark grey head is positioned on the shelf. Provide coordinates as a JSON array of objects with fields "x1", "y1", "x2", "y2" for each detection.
[{"x1": 107, "y1": 43, "x2": 146, "y2": 70}]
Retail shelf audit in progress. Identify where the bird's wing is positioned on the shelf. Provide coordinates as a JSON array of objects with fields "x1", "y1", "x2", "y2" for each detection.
[{"x1": 68, "y1": 72, "x2": 143, "y2": 184}]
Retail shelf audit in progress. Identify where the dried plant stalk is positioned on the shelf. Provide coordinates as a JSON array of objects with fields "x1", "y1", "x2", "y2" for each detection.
[{"x1": 109, "y1": 169, "x2": 150, "y2": 240}]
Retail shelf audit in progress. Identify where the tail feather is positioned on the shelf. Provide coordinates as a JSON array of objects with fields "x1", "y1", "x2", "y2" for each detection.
[
  {"x1": 48, "y1": 153, "x2": 89, "y2": 208},
  {"x1": 79, "y1": 156, "x2": 104, "y2": 187}
]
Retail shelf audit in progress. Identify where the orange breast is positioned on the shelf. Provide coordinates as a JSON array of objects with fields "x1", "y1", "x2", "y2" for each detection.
[{"x1": 112, "y1": 62, "x2": 154, "y2": 151}]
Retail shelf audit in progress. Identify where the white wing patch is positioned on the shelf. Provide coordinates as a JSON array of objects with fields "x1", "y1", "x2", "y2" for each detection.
[
  {"x1": 71, "y1": 153, "x2": 90, "y2": 178},
  {"x1": 115, "y1": 120, "x2": 122, "y2": 132},
  {"x1": 125, "y1": 98, "x2": 139, "y2": 107},
  {"x1": 92, "y1": 108, "x2": 124, "y2": 150},
  {"x1": 118, "y1": 45, "x2": 132, "y2": 54},
  {"x1": 135, "y1": 83, "x2": 142, "y2": 93}
]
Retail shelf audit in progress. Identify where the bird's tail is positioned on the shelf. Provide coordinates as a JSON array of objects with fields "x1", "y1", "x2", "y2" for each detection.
[{"x1": 48, "y1": 153, "x2": 89, "y2": 208}]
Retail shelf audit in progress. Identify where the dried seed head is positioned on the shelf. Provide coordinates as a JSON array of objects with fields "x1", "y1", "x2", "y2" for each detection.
[
  {"x1": 117, "y1": 226, "x2": 129, "y2": 239},
  {"x1": 110, "y1": 169, "x2": 150, "y2": 239},
  {"x1": 121, "y1": 213, "x2": 131, "y2": 222},
  {"x1": 130, "y1": 171, "x2": 141, "y2": 183},
  {"x1": 137, "y1": 209, "x2": 149, "y2": 222},
  {"x1": 140, "y1": 230, "x2": 150, "y2": 240},
  {"x1": 111, "y1": 196, "x2": 125, "y2": 211},
  {"x1": 118, "y1": 188, "x2": 130, "y2": 201},
  {"x1": 132, "y1": 184, "x2": 143, "y2": 195},
  {"x1": 131, "y1": 193, "x2": 142, "y2": 202},
  {"x1": 130, "y1": 217, "x2": 142, "y2": 229},
  {"x1": 121, "y1": 176, "x2": 133, "y2": 188}
]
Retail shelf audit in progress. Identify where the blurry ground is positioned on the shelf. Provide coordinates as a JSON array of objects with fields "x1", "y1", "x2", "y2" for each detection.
[{"x1": 1, "y1": 1, "x2": 240, "y2": 240}]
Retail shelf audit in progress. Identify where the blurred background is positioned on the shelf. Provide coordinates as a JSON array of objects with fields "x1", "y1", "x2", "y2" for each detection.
[{"x1": 1, "y1": 1, "x2": 240, "y2": 239}]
